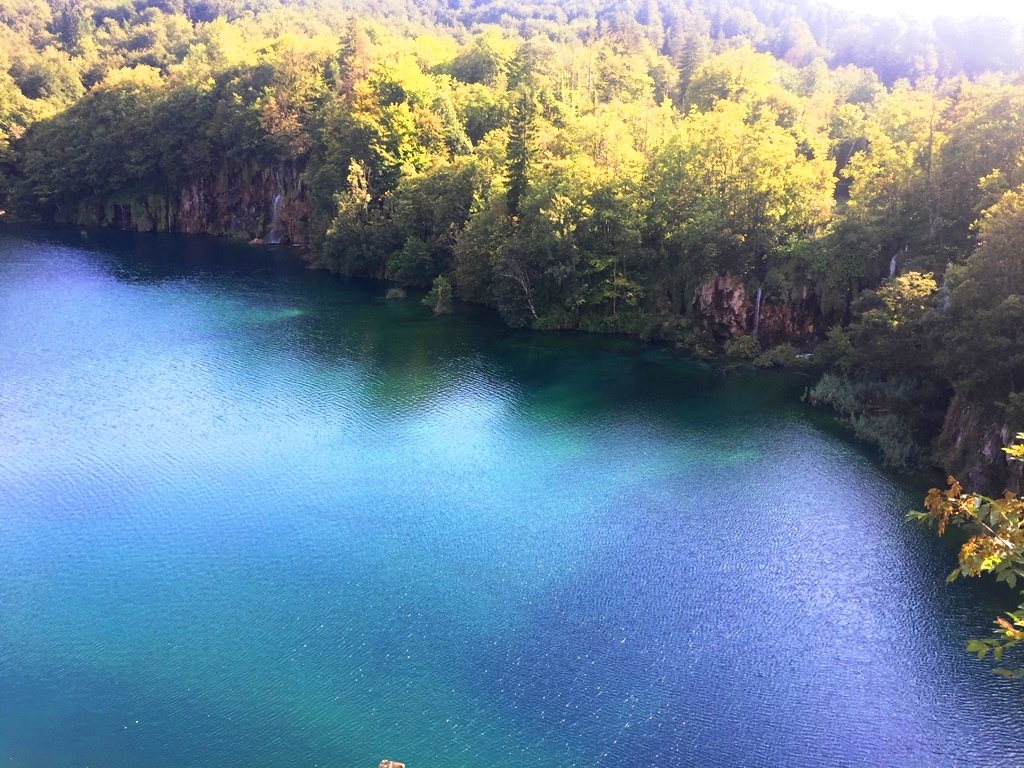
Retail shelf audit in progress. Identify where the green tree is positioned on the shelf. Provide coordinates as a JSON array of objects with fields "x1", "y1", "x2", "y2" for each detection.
[
  {"x1": 504, "y1": 88, "x2": 533, "y2": 219},
  {"x1": 423, "y1": 274, "x2": 453, "y2": 315},
  {"x1": 942, "y1": 187, "x2": 1024, "y2": 412},
  {"x1": 648, "y1": 98, "x2": 833, "y2": 310}
]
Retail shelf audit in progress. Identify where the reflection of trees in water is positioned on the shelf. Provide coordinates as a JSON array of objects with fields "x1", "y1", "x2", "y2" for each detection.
[{"x1": 4, "y1": 226, "x2": 809, "y2": 432}]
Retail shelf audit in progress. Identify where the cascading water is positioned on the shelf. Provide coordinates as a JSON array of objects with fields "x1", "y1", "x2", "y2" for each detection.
[
  {"x1": 753, "y1": 285, "x2": 763, "y2": 339},
  {"x1": 266, "y1": 192, "x2": 284, "y2": 244},
  {"x1": 889, "y1": 244, "x2": 907, "y2": 279}
]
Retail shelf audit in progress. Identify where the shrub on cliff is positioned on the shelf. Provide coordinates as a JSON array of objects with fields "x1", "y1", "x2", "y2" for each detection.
[
  {"x1": 755, "y1": 343, "x2": 804, "y2": 368},
  {"x1": 725, "y1": 335, "x2": 760, "y2": 360}
]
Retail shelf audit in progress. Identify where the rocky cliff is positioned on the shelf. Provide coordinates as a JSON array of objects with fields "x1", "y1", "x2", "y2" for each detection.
[
  {"x1": 690, "y1": 273, "x2": 1021, "y2": 493},
  {"x1": 691, "y1": 273, "x2": 826, "y2": 346},
  {"x1": 938, "y1": 394, "x2": 1024, "y2": 494},
  {"x1": 61, "y1": 163, "x2": 309, "y2": 244}
]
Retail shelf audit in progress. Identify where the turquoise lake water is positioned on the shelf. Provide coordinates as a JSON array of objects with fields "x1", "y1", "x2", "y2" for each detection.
[{"x1": 1, "y1": 226, "x2": 1022, "y2": 767}]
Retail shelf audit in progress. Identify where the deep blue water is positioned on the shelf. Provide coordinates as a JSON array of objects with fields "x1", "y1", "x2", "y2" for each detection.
[{"x1": 1, "y1": 226, "x2": 1022, "y2": 768}]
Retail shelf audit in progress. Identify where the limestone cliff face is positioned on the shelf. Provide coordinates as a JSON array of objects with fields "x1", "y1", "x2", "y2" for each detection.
[
  {"x1": 938, "y1": 394, "x2": 1024, "y2": 495},
  {"x1": 757, "y1": 286, "x2": 825, "y2": 346},
  {"x1": 65, "y1": 162, "x2": 309, "y2": 244},
  {"x1": 692, "y1": 274, "x2": 751, "y2": 339},
  {"x1": 691, "y1": 273, "x2": 825, "y2": 346},
  {"x1": 176, "y1": 164, "x2": 307, "y2": 243}
]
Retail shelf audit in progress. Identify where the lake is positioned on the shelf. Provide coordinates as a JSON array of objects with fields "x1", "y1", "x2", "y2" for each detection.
[{"x1": 1, "y1": 226, "x2": 1021, "y2": 767}]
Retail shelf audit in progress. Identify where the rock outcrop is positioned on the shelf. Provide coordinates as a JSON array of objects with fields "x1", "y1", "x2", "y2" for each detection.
[
  {"x1": 63, "y1": 162, "x2": 309, "y2": 245},
  {"x1": 937, "y1": 394, "x2": 1024, "y2": 495},
  {"x1": 691, "y1": 273, "x2": 826, "y2": 346},
  {"x1": 756, "y1": 285, "x2": 825, "y2": 346},
  {"x1": 692, "y1": 273, "x2": 750, "y2": 339}
]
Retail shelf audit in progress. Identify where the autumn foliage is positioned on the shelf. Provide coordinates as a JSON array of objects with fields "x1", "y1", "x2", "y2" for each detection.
[{"x1": 910, "y1": 434, "x2": 1024, "y2": 674}]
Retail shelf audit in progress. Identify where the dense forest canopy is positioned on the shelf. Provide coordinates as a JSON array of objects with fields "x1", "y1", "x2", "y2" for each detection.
[{"x1": 0, "y1": 0, "x2": 1023, "y2": 486}]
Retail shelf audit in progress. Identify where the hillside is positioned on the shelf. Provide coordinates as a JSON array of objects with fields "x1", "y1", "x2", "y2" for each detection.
[{"x1": 1, "y1": 0, "x2": 1023, "y2": 488}]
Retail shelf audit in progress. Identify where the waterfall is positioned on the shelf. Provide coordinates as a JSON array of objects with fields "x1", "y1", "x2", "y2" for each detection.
[
  {"x1": 889, "y1": 244, "x2": 907, "y2": 279},
  {"x1": 266, "y1": 192, "x2": 284, "y2": 244},
  {"x1": 939, "y1": 271, "x2": 951, "y2": 312},
  {"x1": 753, "y1": 285, "x2": 762, "y2": 339}
]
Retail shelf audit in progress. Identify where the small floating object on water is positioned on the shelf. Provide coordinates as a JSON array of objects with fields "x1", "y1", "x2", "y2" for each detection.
[{"x1": 379, "y1": 761, "x2": 405, "y2": 768}]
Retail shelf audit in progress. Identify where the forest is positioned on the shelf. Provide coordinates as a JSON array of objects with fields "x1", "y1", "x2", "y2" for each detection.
[{"x1": 0, "y1": 0, "x2": 1022, "y2": 490}]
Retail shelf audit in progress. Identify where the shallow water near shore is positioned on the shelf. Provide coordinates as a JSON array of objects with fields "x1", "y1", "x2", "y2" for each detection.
[{"x1": 1, "y1": 225, "x2": 1022, "y2": 767}]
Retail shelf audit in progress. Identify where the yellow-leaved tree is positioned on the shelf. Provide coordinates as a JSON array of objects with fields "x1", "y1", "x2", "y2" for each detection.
[{"x1": 910, "y1": 434, "x2": 1024, "y2": 675}]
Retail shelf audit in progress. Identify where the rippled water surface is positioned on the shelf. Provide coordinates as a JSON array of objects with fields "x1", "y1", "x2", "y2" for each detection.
[{"x1": 1, "y1": 226, "x2": 1022, "y2": 768}]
